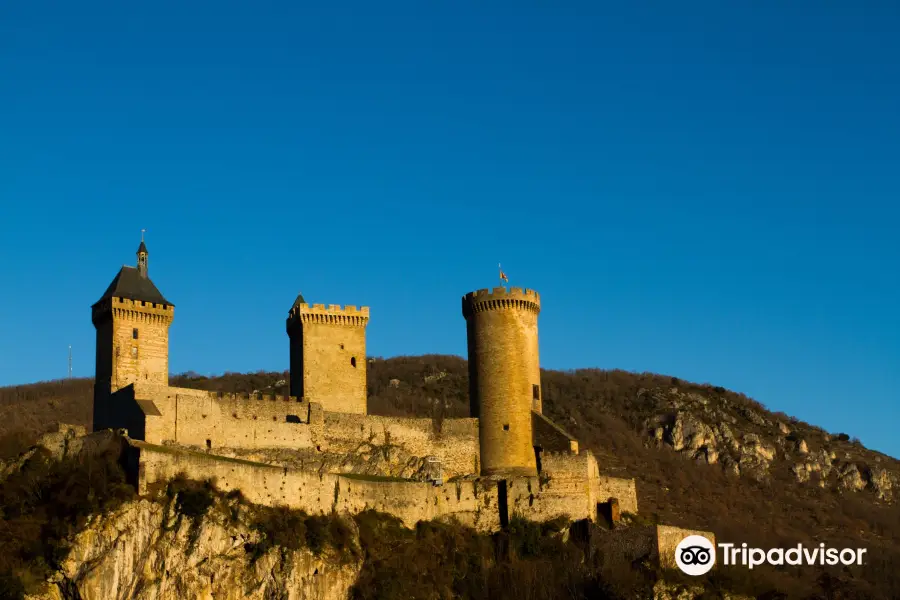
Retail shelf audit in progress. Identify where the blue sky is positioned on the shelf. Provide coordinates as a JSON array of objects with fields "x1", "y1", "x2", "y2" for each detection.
[{"x1": 1, "y1": 2, "x2": 898, "y2": 456}]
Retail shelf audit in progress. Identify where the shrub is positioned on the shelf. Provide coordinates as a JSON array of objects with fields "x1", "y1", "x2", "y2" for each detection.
[
  {"x1": 166, "y1": 476, "x2": 215, "y2": 520},
  {"x1": 0, "y1": 437, "x2": 134, "y2": 597},
  {"x1": 245, "y1": 505, "x2": 355, "y2": 562}
]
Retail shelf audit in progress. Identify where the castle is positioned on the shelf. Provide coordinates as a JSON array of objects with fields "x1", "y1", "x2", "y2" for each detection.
[{"x1": 91, "y1": 239, "x2": 647, "y2": 533}]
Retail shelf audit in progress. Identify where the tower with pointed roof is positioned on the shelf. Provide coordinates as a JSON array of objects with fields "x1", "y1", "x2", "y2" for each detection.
[
  {"x1": 92, "y1": 238, "x2": 174, "y2": 431},
  {"x1": 286, "y1": 294, "x2": 370, "y2": 414}
]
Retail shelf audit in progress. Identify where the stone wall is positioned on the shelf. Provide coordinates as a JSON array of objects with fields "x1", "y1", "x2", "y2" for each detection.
[
  {"x1": 96, "y1": 384, "x2": 169, "y2": 441},
  {"x1": 118, "y1": 385, "x2": 482, "y2": 480},
  {"x1": 131, "y1": 440, "x2": 613, "y2": 532},
  {"x1": 315, "y1": 413, "x2": 480, "y2": 479},
  {"x1": 132, "y1": 440, "x2": 501, "y2": 530},
  {"x1": 534, "y1": 450, "x2": 640, "y2": 520},
  {"x1": 94, "y1": 319, "x2": 114, "y2": 384},
  {"x1": 106, "y1": 386, "x2": 633, "y2": 525},
  {"x1": 123, "y1": 385, "x2": 314, "y2": 451},
  {"x1": 656, "y1": 525, "x2": 716, "y2": 570},
  {"x1": 135, "y1": 440, "x2": 337, "y2": 513},
  {"x1": 594, "y1": 475, "x2": 639, "y2": 516}
]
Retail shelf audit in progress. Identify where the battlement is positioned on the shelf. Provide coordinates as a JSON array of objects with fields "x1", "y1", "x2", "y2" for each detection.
[
  {"x1": 92, "y1": 296, "x2": 175, "y2": 325},
  {"x1": 286, "y1": 302, "x2": 370, "y2": 328},
  {"x1": 205, "y1": 391, "x2": 303, "y2": 403},
  {"x1": 461, "y1": 286, "x2": 540, "y2": 318}
]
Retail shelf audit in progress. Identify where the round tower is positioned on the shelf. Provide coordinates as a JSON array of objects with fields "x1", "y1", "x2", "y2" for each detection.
[{"x1": 462, "y1": 286, "x2": 541, "y2": 477}]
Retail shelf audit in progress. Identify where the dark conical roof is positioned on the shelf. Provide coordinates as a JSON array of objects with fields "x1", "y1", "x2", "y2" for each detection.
[
  {"x1": 292, "y1": 293, "x2": 306, "y2": 307},
  {"x1": 93, "y1": 266, "x2": 171, "y2": 307},
  {"x1": 137, "y1": 241, "x2": 148, "y2": 254}
]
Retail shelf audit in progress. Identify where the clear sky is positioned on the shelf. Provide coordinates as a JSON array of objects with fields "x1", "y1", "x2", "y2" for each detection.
[{"x1": 1, "y1": 2, "x2": 898, "y2": 456}]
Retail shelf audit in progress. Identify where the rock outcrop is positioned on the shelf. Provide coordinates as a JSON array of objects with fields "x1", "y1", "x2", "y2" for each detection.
[
  {"x1": 643, "y1": 387, "x2": 899, "y2": 501},
  {"x1": 0, "y1": 424, "x2": 88, "y2": 483},
  {"x1": 26, "y1": 496, "x2": 360, "y2": 600}
]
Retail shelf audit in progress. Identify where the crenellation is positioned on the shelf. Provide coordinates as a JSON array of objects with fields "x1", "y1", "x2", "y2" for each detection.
[
  {"x1": 286, "y1": 298, "x2": 370, "y2": 414},
  {"x1": 92, "y1": 238, "x2": 710, "y2": 544},
  {"x1": 461, "y1": 288, "x2": 540, "y2": 319},
  {"x1": 111, "y1": 296, "x2": 175, "y2": 316},
  {"x1": 206, "y1": 391, "x2": 300, "y2": 403}
]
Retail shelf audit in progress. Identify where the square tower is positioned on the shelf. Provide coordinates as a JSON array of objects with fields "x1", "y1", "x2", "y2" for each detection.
[
  {"x1": 92, "y1": 240, "x2": 173, "y2": 431},
  {"x1": 286, "y1": 295, "x2": 369, "y2": 414}
]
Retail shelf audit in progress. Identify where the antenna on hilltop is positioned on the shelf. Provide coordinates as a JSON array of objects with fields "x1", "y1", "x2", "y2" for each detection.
[{"x1": 68, "y1": 345, "x2": 72, "y2": 379}]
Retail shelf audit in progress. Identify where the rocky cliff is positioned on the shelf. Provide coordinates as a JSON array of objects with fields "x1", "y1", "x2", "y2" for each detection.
[{"x1": 25, "y1": 497, "x2": 360, "y2": 600}]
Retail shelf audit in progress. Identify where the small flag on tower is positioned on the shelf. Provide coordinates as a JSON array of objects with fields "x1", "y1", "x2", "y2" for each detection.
[{"x1": 499, "y1": 263, "x2": 509, "y2": 284}]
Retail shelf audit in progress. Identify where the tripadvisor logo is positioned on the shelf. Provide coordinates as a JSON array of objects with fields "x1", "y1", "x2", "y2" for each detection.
[
  {"x1": 675, "y1": 535, "x2": 716, "y2": 576},
  {"x1": 674, "y1": 536, "x2": 868, "y2": 576}
]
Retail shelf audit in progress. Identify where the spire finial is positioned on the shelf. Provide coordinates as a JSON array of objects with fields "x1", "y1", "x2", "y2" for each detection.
[{"x1": 137, "y1": 231, "x2": 149, "y2": 277}]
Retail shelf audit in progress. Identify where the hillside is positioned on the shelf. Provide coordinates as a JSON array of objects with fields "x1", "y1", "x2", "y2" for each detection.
[{"x1": 1, "y1": 356, "x2": 899, "y2": 598}]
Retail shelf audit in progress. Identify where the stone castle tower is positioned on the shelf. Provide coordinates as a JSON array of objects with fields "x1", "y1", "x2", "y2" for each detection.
[
  {"x1": 92, "y1": 239, "x2": 174, "y2": 430},
  {"x1": 286, "y1": 297, "x2": 370, "y2": 414},
  {"x1": 462, "y1": 286, "x2": 542, "y2": 477}
]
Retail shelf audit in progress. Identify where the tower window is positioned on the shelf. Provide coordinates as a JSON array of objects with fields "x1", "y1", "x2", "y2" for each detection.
[
  {"x1": 533, "y1": 384, "x2": 540, "y2": 400},
  {"x1": 350, "y1": 357, "x2": 357, "y2": 368},
  {"x1": 133, "y1": 328, "x2": 139, "y2": 339},
  {"x1": 340, "y1": 344, "x2": 344, "y2": 350},
  {"x1": 503, "y1": 424, "x2": 510, "y2": 431}
]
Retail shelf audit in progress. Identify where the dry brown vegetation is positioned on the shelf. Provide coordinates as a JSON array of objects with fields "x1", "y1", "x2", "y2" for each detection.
[{"x1": 1, "y1": 356, "x2": 899, "y2": 598}]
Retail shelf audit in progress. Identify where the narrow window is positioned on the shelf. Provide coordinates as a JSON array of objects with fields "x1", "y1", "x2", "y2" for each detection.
[
  {"x1": 350, "y1": 357, "x2": 357, "y2": 368},
  {"x1": 132, "y1": 328, "x2": 139, "y2": 339},
  {"x1": 205, "y1": 439, "x2": 211, "y2": 450},
  {"x1": 503, "y1": 424, "x2": 510, "y2": 431},
  {"x1": 340, "y1": 344, "x2": 344, "y2": 350},
  {"x1": 498, "y1": 480, "x2": 509, "y2": 528},
  {"x1": 533, "y1": 384, "x2": 540, "y2": 400}
]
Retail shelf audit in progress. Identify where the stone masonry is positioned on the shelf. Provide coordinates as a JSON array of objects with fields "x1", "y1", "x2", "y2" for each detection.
[
  {"x1": 463, "y1": 287, "x2": 542, "y2": 477},
  {"x1": 88, "y1": 239, "x2": 721, "y2": 560},
  {"x1": 287, "y1": 299, "x2": 369, "y2": 414}
]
